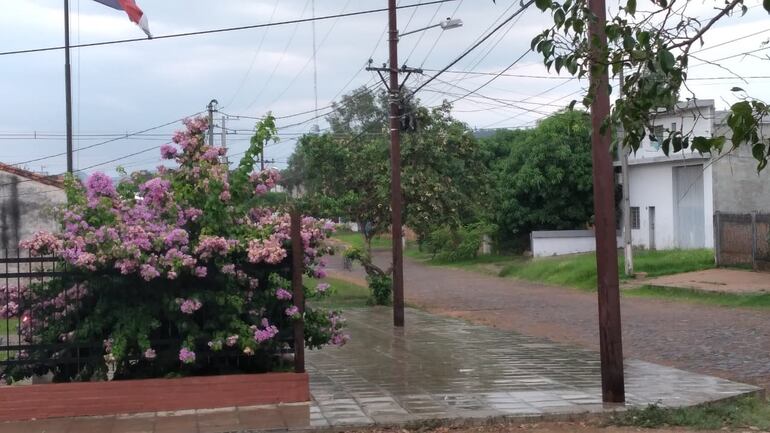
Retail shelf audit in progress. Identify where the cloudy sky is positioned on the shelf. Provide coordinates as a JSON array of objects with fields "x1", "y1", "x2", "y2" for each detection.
[{"x1": 1, "y1": 0, "x2": 769, "y2": 176}]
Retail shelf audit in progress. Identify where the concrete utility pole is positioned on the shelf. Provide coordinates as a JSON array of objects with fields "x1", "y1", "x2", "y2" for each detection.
[
  {"x1": 207, "y1": 99, "x2": 218, "y2": 147},
  {"x1": 220, "y1": 115, "x2": 229, "y2": 165},
  {"x1": 587, "y1": 0, "x2": 625, "y2": 403},
  {"x1": 387, "y1": 0, "x2": 405, "y2": 328},
  {"x1": 64, "y1": 0, "x2": 74, "y2": 173},
  {"x1": 618, "y1": 70, "x2": 634, "y2": 276}
]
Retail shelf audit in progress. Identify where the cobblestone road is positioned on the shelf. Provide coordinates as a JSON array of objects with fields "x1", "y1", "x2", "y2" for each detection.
[{"x1": 326, "y1": 251, "x2": 770, "y2": 390}]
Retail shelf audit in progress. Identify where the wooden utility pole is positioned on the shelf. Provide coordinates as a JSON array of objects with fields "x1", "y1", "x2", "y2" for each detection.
[
  {"x1": 64, "y1": 0, "x2": 74, "y2": 173},
  {"x1": 387, "y1": 0, "x2": 405, "y2": 328},
  {"x1": 291, "y1": 208, "x2": 306, "y2": 373},
  {"x1": 588, "y1": 0, "x2": 625, "y2": 403}
]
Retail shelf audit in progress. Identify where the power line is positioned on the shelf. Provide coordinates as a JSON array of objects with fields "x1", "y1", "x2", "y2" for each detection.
[
  {"x1": 7, "y1": 113, "x2": 200, "y2": 168},
  {"x1": 411, "y1": 0, "x2": 535, "y2": 96},
  {"x1": 223, "y1": 0, "x2": 281, "y2": 108},
  {"x1": 0, "y1": 0, "x2": 458, "y2": 57},
  {"x1": 241, "y1": 0, "x2": 312, "y2": 113}
]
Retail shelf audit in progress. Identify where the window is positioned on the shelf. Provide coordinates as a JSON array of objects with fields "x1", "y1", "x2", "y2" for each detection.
[
  {"x1": 630, "y1": 207, "x2": 640, "y2": 230},
  {"x1": 650, "y1": 125, "x2": 665, "y2": 150}
]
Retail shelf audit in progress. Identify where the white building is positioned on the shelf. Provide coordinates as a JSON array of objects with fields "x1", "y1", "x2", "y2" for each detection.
[{"x1": 620, "y1": 100, "x2": 770, "y2": 250}]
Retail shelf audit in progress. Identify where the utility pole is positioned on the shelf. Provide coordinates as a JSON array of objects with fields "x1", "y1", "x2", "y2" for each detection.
[
  {"x1": 618, "y1": 70, "x2": 633, "y2": 276},
  {"x1": 220, "y1": 115, "x2": 229, "y2": 165},
  {"x1": 207, "y1": 99, "x2": 218, "y2": 147},
  {"x1": 64, "y1": 0, "x2": 74, "y2": 173},
  {"x1": 387, "y1": 0, "x2": 405, "y2": 328},
  {"x1": 587, "y1": 0, "x2": 625, "y2": 403}
]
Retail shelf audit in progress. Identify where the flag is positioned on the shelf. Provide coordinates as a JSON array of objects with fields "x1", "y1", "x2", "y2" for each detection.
[{"x1": 92, "y1": 0, "x2": 152, "y2": 38}]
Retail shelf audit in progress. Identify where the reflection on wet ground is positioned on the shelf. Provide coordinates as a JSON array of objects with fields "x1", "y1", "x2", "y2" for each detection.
[
  {"x1": 307, "y1": 307, "x2": 759, "y2": 428},
  {"x1": 0, "y1": 307, "x2": 758, "y2": 432}
]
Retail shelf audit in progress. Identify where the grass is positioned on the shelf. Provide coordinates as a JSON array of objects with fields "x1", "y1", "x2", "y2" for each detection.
[
  {"x1": 306, "y1": 276, "x2": 371, "y2": 308},
  {"x1": 609, "y1": 396, "x2": 770, "y2": 430},
  {"x1": 627, "y1": 285, "x2": 770, "y2": 309},
  {"x1": 332, "y1": 231, "x2": 392, "y2": 251},
  {"x1": 497, "y1": 249, "x2": 715, "y2": 291}
]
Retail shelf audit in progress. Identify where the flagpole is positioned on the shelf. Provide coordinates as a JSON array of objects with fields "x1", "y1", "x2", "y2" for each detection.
[{"x1": 64, "y1": 0, "x2": 74, "y2": 173}]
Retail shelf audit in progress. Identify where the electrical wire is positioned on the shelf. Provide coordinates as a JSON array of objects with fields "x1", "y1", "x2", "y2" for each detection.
[
  {"x1": 0, "y1": 0, "x2": 459, "y2": 57},
  {"x1": 410, "y1": 0, "x2": 535, "y2": 96}
]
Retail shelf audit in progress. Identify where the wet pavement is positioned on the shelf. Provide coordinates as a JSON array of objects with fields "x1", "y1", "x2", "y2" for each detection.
[
  {"x1": 0, "y1": 308, "x2": 760, "y2": 433},
  {"x1": 305, "y1": 308, "x2": 760, "y2": 428},
  {"x1": 325, "y1": 250, "x2": 770, "y2": 390}
]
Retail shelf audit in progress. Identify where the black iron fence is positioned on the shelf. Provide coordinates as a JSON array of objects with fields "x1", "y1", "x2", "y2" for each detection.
[{"x1": 714, "y1": 212, "x2": 770, "y2": 271}]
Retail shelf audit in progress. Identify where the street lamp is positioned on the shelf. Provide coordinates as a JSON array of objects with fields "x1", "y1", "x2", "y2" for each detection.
[{"x1": 399, "y1": 17, "x2": 464, "y2": 37}]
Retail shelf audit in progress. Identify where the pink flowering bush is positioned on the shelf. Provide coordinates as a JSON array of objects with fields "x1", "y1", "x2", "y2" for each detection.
[{"x1": 4, "y1": 115, "x2": 346, "y2": 383}]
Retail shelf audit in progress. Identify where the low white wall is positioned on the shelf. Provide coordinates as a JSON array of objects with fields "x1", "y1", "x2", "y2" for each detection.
[{"x1": 531, "y1": 230, "x2": 623, "y2": 257}]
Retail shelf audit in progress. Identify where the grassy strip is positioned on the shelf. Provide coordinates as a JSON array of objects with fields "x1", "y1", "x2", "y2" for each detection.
[
  {"x1": 332, "y1": 232, "x2": 391, "y2": 251},
  {"x1": 627, "y1": 285, "x2": 770, "y2": 309},
  {"x1": 306, "y1": 276, "x2": 370, "y2": 308},
  {"x1": 609, "y1": 396, "x2": 770, "y2": 430},
  {"x1": 498, "y1": 249, "x2": 715, "y2": 291}
]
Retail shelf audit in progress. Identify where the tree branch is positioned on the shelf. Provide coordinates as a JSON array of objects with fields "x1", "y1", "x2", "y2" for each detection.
[{"x1": 669, "y1": 0, "x2": 743, "y2": 54}]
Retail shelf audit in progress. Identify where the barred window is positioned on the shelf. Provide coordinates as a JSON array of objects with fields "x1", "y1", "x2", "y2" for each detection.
[{"x1": 631, "y1": 207, "x2": 641, "y2": 230}]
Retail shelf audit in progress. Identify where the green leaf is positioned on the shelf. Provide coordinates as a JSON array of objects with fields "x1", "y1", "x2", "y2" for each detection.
[
  {"x1": 659, "y1": 49, "x2": 675, "y2": 72},
  {"x1": 730, "y1": 87, "x2": 745, "y2": 92},
  {"x1": 568, "y1": 100, "x2": 577, "y2": 110},
  {"x1": 637, "y1": 31, "x2": 650, "y2": 47},
  {"x1": 765, "y1": 0, "x2": 770, "y2": 13},
  {"x1": 554, "y1": 8, "x2": 566, "y2": 27},
  {"x1": 555, "y1": 56, "x2": 564, "y2": 73},
  {"x1": 536, "y1": 0, "x2": 552, "y2": 11},
  {"x1": 626, "y1": 0, "x2": 637, "y2": 15}
]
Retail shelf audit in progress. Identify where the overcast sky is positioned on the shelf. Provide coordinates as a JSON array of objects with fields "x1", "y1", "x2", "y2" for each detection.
[{"x1": 1, "y1": 0, "x2": 769, "y2": 176}]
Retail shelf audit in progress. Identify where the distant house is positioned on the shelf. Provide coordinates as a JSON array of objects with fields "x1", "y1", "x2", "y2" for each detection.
[
  {"x1": 0, "y1": 163, "x2": 66, "y2": 250},
  {"x1": 619, "y1": 99, "x2": 770, "y2": 250}
]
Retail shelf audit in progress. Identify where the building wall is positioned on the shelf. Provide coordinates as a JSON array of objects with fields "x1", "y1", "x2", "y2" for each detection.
[
  {"x1": 627, "y1": 161, "x2": 714, "y2": 249},
  {"x1": 628, "y1": 103, "x2": 715, "y2": 163},
  {"x1": 712, "y1": 122, "x2": 770, "y2": 213},
  {"x1": 531, "y1": 230, "x2": 622, "y2": 257},
  {"x1": 0, "y1": 173, "x2": 66, "y2": 250}
]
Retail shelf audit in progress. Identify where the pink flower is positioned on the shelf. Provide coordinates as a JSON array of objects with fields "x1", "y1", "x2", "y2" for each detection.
[
  {"x1": 20, "y1": 232, "x2": 62, "y2": 256},
  {"x1": 195, "y1": 236, "x2": 231, "y2": 260},
  {"x1": 179, "y1": 347, "x2": 196, "y2": 364},
  {"x1": 226, "y1": 335, "x2": 239, "y2": 347},
  {"x1": 255, "y1": 184, "x2": 268, "y2": 195},
  {"x1": 177, "y1": 298, "x2": 202, "y2": 314},
  {"x1": 253, "y1": 318, "x2": 279, "y2": 343},
  {"x1": 316, "y1": 283, "x2": 330, "y2": 293},
  {"x1": 247, "y1": 238, "x2": 287, "y2": 264},
  {"x1": 220, "y1": 264, "x2": 236, "y2": 275},
  {"x1": 85, "y1": 172, "x2": 117, "y2": 204},
  {"x1": 219, "y1": 190, "x2": 231, "y2": 202},
  {"x1": 275, "y1": 288, "x2": 292, "y2": 301},
  {"x1": 160, "y1": 144, "x2": 178, "y2": 159},
  {"x1": 194, "y1": 266, "x2": 208, "y2": 278},
  {"x1": 140, "y1": 264, "x2": 160, "y2": 281},
  {"x1": 144, "y1": 348, "x2": 157, "y2": 360},
  {"x1": 285, "y1": 305, "x2": 300, "y2": 318}
]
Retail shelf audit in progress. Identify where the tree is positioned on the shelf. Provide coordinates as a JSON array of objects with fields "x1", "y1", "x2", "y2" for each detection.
[
  {"x1": 482, "y1": 110, "x2": 594, "y2": 250},
  {"x1": 529, "y1": 0, "x2": 770, "y2": 169},
  {"x1": 285, "y1": 87, "x2": 490, "y2": 247}
]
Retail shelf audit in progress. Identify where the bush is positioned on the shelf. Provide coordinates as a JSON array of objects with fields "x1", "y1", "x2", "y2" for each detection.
[
  {"x1": 425, "y1": 223, "x2": 496, "y2": 262},
  {"x1": 343, "y1": 248, "x2": 392, "y2": 305},
  {"x1": 3, "y1": 115, "x2": 347, "y2": 383},
  {"x1": 366, "y1": 274, "x2": 392, "y2": 306}
]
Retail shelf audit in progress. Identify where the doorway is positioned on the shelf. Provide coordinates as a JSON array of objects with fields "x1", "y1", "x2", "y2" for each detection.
[{"x1": 649, "y1": 206, "x2": 656, "y2": 250}]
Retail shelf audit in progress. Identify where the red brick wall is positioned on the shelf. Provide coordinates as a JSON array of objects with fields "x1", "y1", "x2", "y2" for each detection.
[{"x1": 0, "y1": 372, "x2": 308, "y2": 421}]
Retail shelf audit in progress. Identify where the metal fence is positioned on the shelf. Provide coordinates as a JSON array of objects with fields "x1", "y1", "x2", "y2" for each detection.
[{"x1": 714, "y1": 212, "x2": 770, "y2": 271}]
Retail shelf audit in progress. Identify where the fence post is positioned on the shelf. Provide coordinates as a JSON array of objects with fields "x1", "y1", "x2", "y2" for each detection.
[
  {"x1": 713, "y1": 212, "x2": 721, "y2": 267},
  {"x1": 751, "y1": 211, "x2": 757, "y2": 271},
  {"x1": 290, "y1": 208, "x2": 305, "y2": 374}
]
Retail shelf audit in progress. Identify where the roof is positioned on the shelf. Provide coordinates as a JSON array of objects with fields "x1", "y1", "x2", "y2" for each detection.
[{"x1": 0, "y1": 162, "x2": 65, "y2": 188}]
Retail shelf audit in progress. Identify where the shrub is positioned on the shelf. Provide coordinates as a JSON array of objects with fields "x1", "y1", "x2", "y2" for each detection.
[
  {"x1": 343, "y1": 248, "x2": 392, "y2": 305},
  {"x1": 425, "y1": 223, "x2": 496, "y2": 261},
  {"x1": 2, "y1": 115, "x2": 347, "y2": 383}
]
